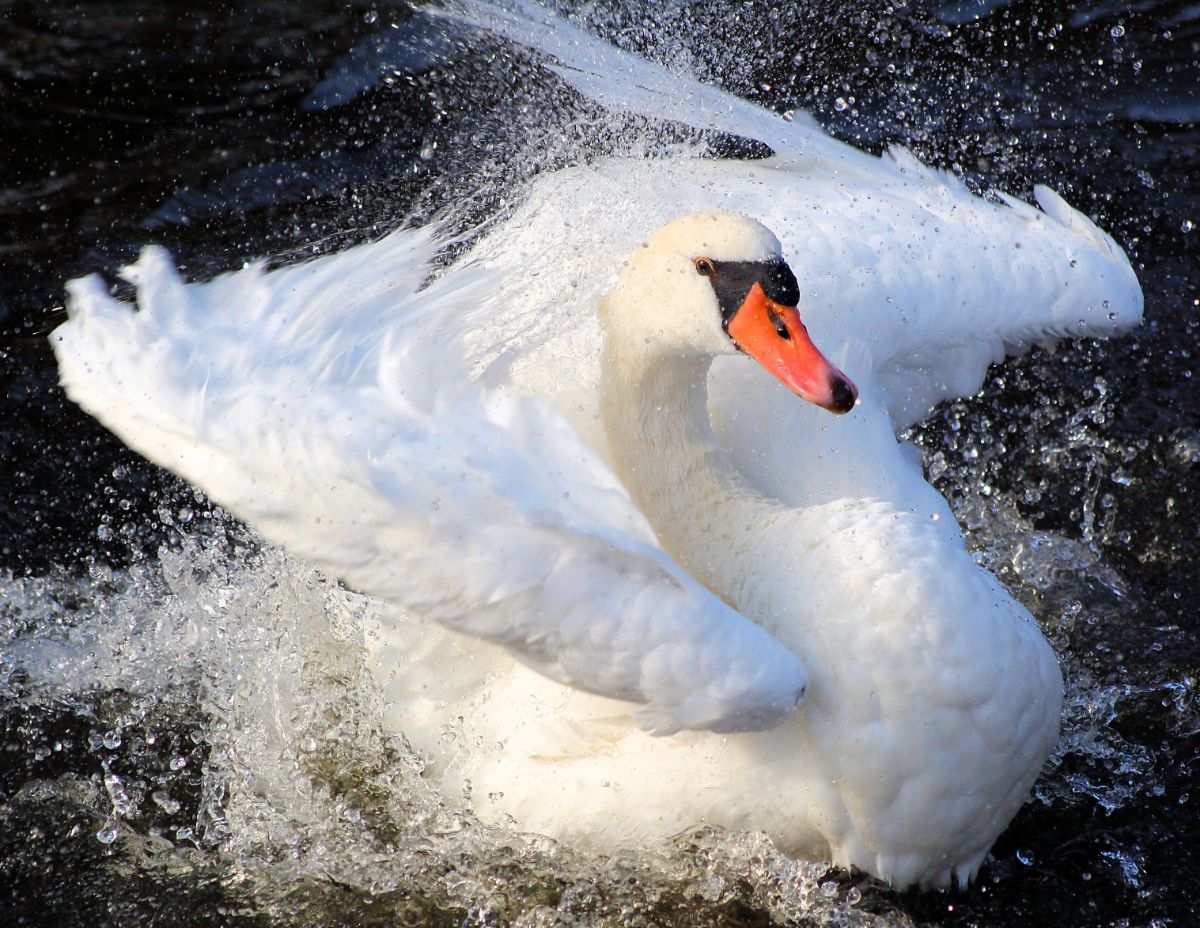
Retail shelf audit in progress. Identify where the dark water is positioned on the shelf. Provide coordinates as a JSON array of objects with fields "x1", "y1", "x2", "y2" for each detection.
[{"x1": 2, "y1": 1, "x2": 1199, "y2": 926}]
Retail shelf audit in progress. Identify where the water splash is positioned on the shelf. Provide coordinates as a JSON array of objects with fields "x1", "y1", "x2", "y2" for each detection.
[{"x1": 2, "y1": 528, "x2": 897, "y2": 926}]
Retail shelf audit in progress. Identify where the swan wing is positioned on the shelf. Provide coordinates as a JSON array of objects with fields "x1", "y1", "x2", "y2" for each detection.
[
  {"x1": 51, "y1": 229, "x2": 808, "y2": 736},
  {"x1": 454, "y1": 1, "x2": 1143, "y2": 428}
]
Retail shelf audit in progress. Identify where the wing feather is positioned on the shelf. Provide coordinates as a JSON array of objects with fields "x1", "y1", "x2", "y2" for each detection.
[{"x1": 52, "y1": 229, "x2": 808, "y2": 736}]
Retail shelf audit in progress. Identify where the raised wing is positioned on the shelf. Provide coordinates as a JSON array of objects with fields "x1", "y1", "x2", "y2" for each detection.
[
  {"x1": 52, "y1": 228, "x2": 807, "y2": 736},
  {"x1": 451, "y1": 1, "x2": 1143, "y2": 429}
]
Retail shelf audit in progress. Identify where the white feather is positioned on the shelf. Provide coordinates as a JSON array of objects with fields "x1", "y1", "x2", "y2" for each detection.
[
  {"x1": 54, "y1": 230, "x2": 807, "y2": 738},
  {"x1": 49, "y1": 0, "x2": 1144, "y2": 890}
]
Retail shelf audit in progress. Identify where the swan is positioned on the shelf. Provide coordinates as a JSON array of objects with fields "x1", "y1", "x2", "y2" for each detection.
[
  {"x1": 54, "y1": 206, "x2": 1118, "y2": 889},
  {"x1": 48, "y1": 2, "x2": 1143, "y2": 890},
  {"x1": 365, "y1": 212, "x2": 1064, "y2": 889}
]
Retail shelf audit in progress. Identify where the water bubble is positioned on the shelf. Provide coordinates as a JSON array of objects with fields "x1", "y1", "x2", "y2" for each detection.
[
  {"x1": 152, "y1": 790, "x2": 182, "y2": 815},
  {"x1": 1110, "y1": 24, "x2": 1125, "y2": 38},
  {"x1": 102, "y1": 730, "x2": 122, "y2": 749},
  {"x1": 834, "y1": 97, "x2": 849, "y2": 112},
  {"x1": 170, "y1": 754, "x2": 188, "y2": 771},
  {"x1": 1169, "y1": 430, "x2": 1200, "y2": 465},
  {"x1": 105, "y1": 773, "x2": 137, "y2": 816},
  {"x1": 419, "y1": 142, "x2": 436, "y2": 161},
  {"x1": 96, "y1": 822, "x2": 121, "y2": 845},
  {"x1": 702, "y1": 874, "x2": 726, "y2": 901},
  {"x1": 1183, "y1": 220, "x2": 1196, "y2": 234},
  {"x1": 1016, "y1": 848, "x2": 1035, "y2": 865}
]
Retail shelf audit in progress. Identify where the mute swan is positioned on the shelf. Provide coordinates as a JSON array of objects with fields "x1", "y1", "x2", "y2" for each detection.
[
  {"x1": 56, "y1": 206, "x2": 1105, "y2": 889},
  {"x1": 49, "y1": 3, "x2": 1144, "y2": 891}
]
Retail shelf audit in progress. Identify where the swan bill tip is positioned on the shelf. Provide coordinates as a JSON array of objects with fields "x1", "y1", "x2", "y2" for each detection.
[{"x1": 828, "y1": 376, "x2": 858, "y2": 414}]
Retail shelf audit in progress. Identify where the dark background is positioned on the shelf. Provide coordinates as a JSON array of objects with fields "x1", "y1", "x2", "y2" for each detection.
[{"x1": 2, "y1": 1, "x2": 1198, "y2": 925}]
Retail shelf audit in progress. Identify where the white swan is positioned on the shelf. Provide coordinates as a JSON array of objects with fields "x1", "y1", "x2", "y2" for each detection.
[{"x1": 48, "y1": 2, "x2": 1144, "y2": 889}]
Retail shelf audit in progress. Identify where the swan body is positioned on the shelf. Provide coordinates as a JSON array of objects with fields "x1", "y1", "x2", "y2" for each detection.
[
  {"x1": 49, "y1": 1, "x2": 1143, "y2": 889},
  {"x1": 368, "y1": 211, "x2": 1065, "y2": 887}
]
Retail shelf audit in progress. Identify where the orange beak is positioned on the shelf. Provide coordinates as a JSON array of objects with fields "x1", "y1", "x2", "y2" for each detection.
[{"x1": 726, "y1": 283, "x2": 857, "y2": 414}]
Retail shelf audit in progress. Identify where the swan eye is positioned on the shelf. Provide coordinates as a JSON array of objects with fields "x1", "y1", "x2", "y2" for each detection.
[
  {"x1": 693, "y1": 257, "x2": 716, "y2": 277},
  {"x1": 769, "y1": 309, "x2": 792, "y2": 340}
]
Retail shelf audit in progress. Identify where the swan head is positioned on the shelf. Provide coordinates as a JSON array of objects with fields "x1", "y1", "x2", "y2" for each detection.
[{"x1": 605, "y1": 209, "x2": 857, "y2": 414}]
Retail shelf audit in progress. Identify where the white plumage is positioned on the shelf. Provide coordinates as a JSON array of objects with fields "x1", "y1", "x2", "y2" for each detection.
[{"x1": 51, "y1": 1, "x2": 1142, "y2": 889}]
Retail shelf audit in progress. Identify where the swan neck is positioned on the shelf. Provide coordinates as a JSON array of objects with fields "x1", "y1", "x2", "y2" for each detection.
[
  {"x1": 600, "y1": 339, "x2": 719, "y2": 491},
  {"x1": 600, "y1": 335, "x2": 767, "y2": 595}
]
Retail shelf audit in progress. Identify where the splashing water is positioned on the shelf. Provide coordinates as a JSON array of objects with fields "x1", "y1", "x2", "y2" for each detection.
[
  {"x1": 3, "y1": 1, "x2": 1199, "y2": 926},
  {"x1": 3, "y1": 526, "x2": 895, "y2": 927}
]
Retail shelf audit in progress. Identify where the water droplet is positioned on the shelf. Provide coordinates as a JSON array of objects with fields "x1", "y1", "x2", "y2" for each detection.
[
  {"x1": 834, "y1": 97, "x2": 849, "y2": 112},
  {"x1": 170, "y1": 755, "x2": 188, "y2": 771},
  {"x1": 152, "y1": 790, "x2": 181, "y2": 815},
  {"x1": 1183, "y1": 220, "x2": 1196, "y2": 234},
  {"x1": 1016, "y1": 848, "x2": 1035, "y2": 865},
  {"x1": 703, "y1": 874, "x2": 726, "y2": 901},
  {"x1": 419, "y1": 142, "x2": 435, "y2": 161},
  {"x1": 102, "y1": 730, "x2": 122, "y2": 750},
  {"x1": 1110, "y1": 24, "x2": 1125, "y2": 38},
  {"x1": 96, "y1": 822, "x2": 121, "y2": 845},
  {"x1": 431, "y1": 498, "x2": 442, "y2": 511},
  {"x1": 1069, "y1": 258, "x2": 1078, "y2": 268}
]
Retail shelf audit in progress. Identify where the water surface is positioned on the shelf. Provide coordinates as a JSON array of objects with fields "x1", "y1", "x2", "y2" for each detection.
[{"x1": 2, "y1": 2, "x2": 1198, "y2": 926}]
